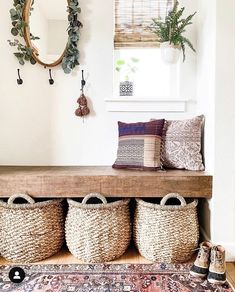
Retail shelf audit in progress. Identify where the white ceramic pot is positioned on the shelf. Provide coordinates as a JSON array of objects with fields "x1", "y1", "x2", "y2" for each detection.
[{"x1": 160, "y1": 42, "x2": 181, "y2": 64}]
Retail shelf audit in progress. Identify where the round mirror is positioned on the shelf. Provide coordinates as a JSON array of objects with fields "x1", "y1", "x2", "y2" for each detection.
[{"x1": 23, "y1": 0, "x2": 68, "y2": 67}]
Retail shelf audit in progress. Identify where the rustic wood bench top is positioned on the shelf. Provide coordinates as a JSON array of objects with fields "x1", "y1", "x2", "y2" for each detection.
[{"x1": 0, "y1": 166, "x2": 212, "y2": 198}]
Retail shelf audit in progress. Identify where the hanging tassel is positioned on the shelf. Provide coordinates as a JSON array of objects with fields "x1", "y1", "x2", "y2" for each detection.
[{"x1": 75, "y1": 70, "x2": 90, "y2": 118}]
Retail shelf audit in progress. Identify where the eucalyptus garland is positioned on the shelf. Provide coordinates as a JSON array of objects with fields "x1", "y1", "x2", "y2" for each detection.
[
  {"x1": 8, "y1": 0, "x2": 37, "y2": 65},
  {"x1": 8, "y1": 39, "x2": 36, "y2": 65},
  {"x1": 62, "y1": 0, "x2": 82, "y2": 74},
  {"x1": 8, "y1": 0, "x2": 82, "y2": 74},
  {"x1": 10, "y1": 0, "x2": 26, "y2": 37}
]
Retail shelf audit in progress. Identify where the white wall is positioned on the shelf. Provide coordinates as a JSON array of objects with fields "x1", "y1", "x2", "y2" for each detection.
[
  {"x1": 179, "y1": 0, "x2": 198, "y2": 104},
  {"x1": 196, "y1": 0, "x2": 215, "y2": 173},
  {"x1": 0, "y1": 0, "x2": 197, "y2": 166},
  {"x1": 196, "y1": 0, "x2": 216, "y2": 238},
  {"x1": 212, "y1": 0, "x2": 235, "y2": 259},
  {"x1": 197, "y1": 0, "x2": 235, "y2": 260}
]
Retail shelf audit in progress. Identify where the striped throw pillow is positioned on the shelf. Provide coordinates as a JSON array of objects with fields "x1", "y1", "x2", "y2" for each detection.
[{"x1": 112, "y1": 120, "x2": 165, "y2": 170}]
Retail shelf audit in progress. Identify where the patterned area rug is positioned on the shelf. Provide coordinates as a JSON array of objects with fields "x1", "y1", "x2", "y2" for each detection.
[{"x1": 0, "y1": 263, "x2": 233, "y2": 292}]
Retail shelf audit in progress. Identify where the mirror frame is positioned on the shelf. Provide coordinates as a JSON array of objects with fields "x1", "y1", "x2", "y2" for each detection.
[{"x1": 23, "y1": 0, "x2": 68, "y2": 68}]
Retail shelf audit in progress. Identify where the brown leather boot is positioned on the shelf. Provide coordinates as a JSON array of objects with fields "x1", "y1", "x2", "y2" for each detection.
[
  {"x1": 190, "y1": 241, "x2": 213, "y2": 278},
  {"x1": 208, "y1": 245, "x2": 226, "y2": 284}
]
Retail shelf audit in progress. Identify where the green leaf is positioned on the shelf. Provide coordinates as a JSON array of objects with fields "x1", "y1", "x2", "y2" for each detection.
[
  {"x1": 30, "y1": 57, "x2": 36, "y2": 64},
  {"x1": 14, "y1": 52, "x2": 23, "y2": 58},
  {"x1": 11, "y1": 14, "x2": 19, "y2": 21},
  {"x1": 15, "y1": 21, "x2": 22, "y2": 29},
  {"x1": 131, "y1": 57, "x2": 139, "y2": 63},
  {"x1": 31, "y1": 36, "x2": 40, "y2": 40},
  {"x1": 10, "y1": 8, "x2": 17, "y2": 16},
  {"x1": 181, "y1": 36, "x2": 196, "y2": 52},
  {"x1": 11, "y1": 27, "x2": 18, "y2": 36},
  {"x1": 116, "y1": 60, "x2": 125, "y2": 66},
  {"x1": 25, "y1": 55, "x2": 30, "y2": 61},
  {"x1": 63, "y1": 67, "x2": 71, "y2": 74},
  {"x1": 19, "y1": 58, "x2": 25, "y2": 65},
  {"x1": 15, "y1": 4, "x2": 22, "y2": 10}
]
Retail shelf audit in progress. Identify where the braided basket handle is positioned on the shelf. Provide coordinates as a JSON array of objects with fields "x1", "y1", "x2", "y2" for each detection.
[
  {"x1": 160, "y1": 193, "x2": 187, "y2": 206},
  {"x1": 7, "y1": 193, "x2": 35, "y2": 205},
  {"x1": 82, "y1": 193, "x2": 107, "y2": 204}
]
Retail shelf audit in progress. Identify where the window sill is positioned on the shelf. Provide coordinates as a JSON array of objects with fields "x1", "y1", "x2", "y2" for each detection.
[{"x1": 105, "y1": 97, "x2": 190, "y2": 112}]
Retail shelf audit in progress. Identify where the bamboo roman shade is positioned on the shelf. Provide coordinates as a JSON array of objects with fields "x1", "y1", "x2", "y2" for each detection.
[{"x1": 115, "y1": 0, "x2": 174, "y2": 48}]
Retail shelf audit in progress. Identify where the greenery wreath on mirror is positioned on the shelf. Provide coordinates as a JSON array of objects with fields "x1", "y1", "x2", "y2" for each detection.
[{"x1": 8, "y1": 0, "x2": 82, "y2": 74}]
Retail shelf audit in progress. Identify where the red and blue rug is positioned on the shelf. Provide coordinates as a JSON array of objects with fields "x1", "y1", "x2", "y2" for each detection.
[{"x1": 0, "y1": 263, "x2": 233, "y2": 291}]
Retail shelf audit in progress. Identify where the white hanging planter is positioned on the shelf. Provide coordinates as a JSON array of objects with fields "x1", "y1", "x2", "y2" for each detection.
[{"x1": 160, "y1": 42, "x2": 181, "y2": 64}]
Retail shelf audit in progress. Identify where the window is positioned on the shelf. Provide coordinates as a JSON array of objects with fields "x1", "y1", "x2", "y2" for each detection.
[
  {"x1": 114, "y1": 0, "x2": 178, "y2": 99},
  {"x1": 114, "y1": 48, "x2": 178, "y2": 98}
]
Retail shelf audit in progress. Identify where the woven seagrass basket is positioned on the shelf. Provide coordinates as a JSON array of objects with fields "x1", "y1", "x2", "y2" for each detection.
[
  {"x1": 0, "y1": 194, "x2": 64, "y2": 263},
  {"x1": 134, "y1": 193, "x2": 199, "y2": 263},
  {"x1": 65, "y1": 193, "x2": 131, "y2": 263}
]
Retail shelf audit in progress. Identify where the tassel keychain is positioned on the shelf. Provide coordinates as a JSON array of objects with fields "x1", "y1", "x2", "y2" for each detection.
[{"x1": 75, "y1": 70, "x2": 90, "y2": 118}]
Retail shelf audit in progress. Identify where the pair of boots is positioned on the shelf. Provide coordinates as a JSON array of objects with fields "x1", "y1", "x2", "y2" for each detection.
[{"x1": 190, "y1": 241, "x2": 226, "y2": 285}]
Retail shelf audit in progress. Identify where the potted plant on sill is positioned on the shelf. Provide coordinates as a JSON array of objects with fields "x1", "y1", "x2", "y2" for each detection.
[
  {"x1": 149, "y1": 1, "x2": 196, "y2": 64},
  {"x1": 115, "y1": 57, "x2": 139, "y2": 96}
]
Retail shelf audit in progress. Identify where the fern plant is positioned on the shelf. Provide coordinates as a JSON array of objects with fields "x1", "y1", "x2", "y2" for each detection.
[{"x1": 149, "y1": 1, "x2": 196, "y2": 61}]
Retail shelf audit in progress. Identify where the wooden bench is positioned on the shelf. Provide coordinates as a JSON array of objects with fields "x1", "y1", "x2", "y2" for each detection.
[{"x1": 0, "y1": 166, "x2": 212, "y2": 198}]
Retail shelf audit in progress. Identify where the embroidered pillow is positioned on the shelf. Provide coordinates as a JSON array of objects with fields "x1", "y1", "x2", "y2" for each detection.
[
  {"x1": 112, "y1": 120, "x2": 165, "y2": 170},
  {"x1": 162, "y1": 115, "x2": 205, "y2": 171}
]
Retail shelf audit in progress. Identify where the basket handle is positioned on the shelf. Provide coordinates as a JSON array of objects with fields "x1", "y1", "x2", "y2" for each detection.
[
  {"x1": 7, "y1": 193, "x2": 35, "y2": 205},
  {"x1": 82, "y1": 193, "x2": 107, "y2": 204},
  {"x1": 160, "y1": 193, "x2": 187, "y2": 206}
]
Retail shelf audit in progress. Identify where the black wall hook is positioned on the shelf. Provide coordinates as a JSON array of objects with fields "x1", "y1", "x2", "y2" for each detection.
[
  {"x1": 81, "y1": 70, "x2": 86, "y2": 92},
  {"x1": 17, "y1": 69, "x2": 23, "y2": 85},
  {"x1": 49, "y1": 69, "x2": 54, "y2": 85}
]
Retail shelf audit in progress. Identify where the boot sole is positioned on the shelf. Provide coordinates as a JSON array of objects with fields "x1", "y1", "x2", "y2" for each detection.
[
  {"x1": 190, "y1": 270, "x2": 207, "y2": 278},
  {"x1": 208, "y1": 278, "x2": 226, "y2": 285}
]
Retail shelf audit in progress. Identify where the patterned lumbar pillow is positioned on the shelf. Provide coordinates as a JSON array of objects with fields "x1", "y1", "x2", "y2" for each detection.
[
  {"x1": 112, "y1": 120, "x2": 165, "y2": 170},
  {"x1": 162, "y1": 115, "x2": 205, "y2": 171}
]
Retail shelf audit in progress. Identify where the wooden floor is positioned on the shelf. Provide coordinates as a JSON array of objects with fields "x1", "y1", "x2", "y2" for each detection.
[{"x1": 0, "y1": 247, "x2": 234, "y2": 288}]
